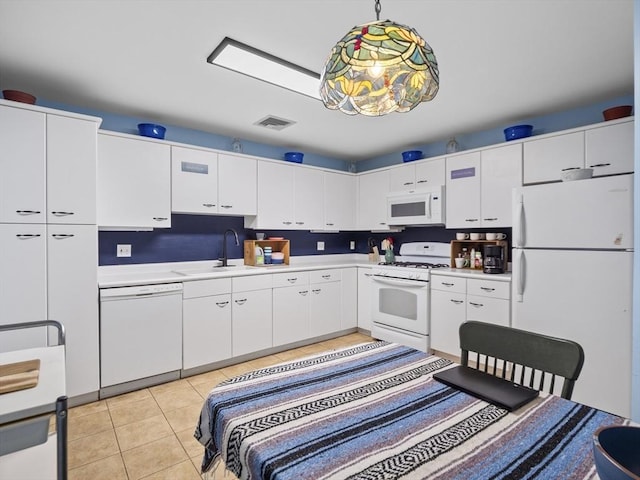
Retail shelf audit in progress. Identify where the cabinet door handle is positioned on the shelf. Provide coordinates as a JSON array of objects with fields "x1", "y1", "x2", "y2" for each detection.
[
  {"x1": 465, "y1": 218, "x2": 479, "y2": 222},
  {"x1": 282, "y1": 221, "x2": 292, "y2": 225},
  {"x1": 321, "y1": 274, "x2": 331, "y2": 279},
  {"x1": 417, "y1": 180, "x2": 428, "y2": 184},
  {"x1": 561, "y1": 167, "x2": 581, "y2": 171},
  {"x1": 312, "y1": 289, "x2": 321, "y2": 294},
  {"x1": 153, "y1": 217, "x2": 168, "y2": 221},
  {"x1": 234, "y1": 298, "x2": 247, "y2": 305},
  {"x1": 299, "y1": 290, "x2": 308, "y2": 296},
  {"x1": 441, "y1": 282, "x2": 455, "y2": 287},
  {"x1": 287, "y1": 278, "x2": 298, "y2": 283},
  {"x1": 379, "y1": 222, "x2": 387, "y2": 225},
  {"x1": 295, "y1": 221, "x2": 304, "y2": 225},
  {"x1": 588, "y1": 163, "x2": 611, "y2": 168},
  {"x1": 216, "y1": 301, "x2": 229, "y2": 307},
  {"x1": 16, "y1": 234, "x2": 41, "y2": 239},
  {"x1": 403, "y1": 182, "x2": 413, "y2": 186},
  {"x1": 480, "y1": 287, "x2": 495, "y2": 292},
  {"x1": 51, "y1": 211, "x2": 75, "y2": 216},
  {"x1": 51, "y1": 234, "x2": 75, "y2": 239},
  {"x1": 202, "y1": 203, "x2": 216, "y2": 208},
  {"x1": 220, "y1": 205, "x2": 233, "y2": 209},
  {"x1": 450, "y1": 299, "x2": 464, "y2": 305},
  {"x1": 469, "y1": 301, "x2": 484, "y2": 307},
  {"x1": 326, "y1": 223, "x2": 334, "y2": 226},
  {"x1": 483, "y1": 217, "x2": 498, "y2": 221},
  {"x1": 16, "y1": 210, "x2": 41, "y2": 215}
]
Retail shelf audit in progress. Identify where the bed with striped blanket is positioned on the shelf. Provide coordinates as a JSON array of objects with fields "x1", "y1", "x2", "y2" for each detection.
[{"x1": 195, "y1": 341, "x2": 628, "y2": 479}]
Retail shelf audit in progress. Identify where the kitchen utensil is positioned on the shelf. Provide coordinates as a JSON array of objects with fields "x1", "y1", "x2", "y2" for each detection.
[
  {"x1": 138, "y1": 123, "x2": 166, "y2": 139},
  {"x1": 602, "y1": 105, "x2": 633, "y2": 121},
  {"x1": 2, "y1": 89, "x2": 36, "y2": 104},
  {"x1": 456, "y1": 233, "x2": 469, "y2": 240},
  {"x1": 560, "y1": 168, "x2": 593, "y2": 181},
  {"x1": 401, "y1": 150, "x2": 422, "y2": 162},
  {"x1": 486, "y1": 233, "x2": 507, "y2": 240},
  {"x1": 503, "y1": 124, "x2": 533, "y2": 141},
  {"x1": 593, "y1": 425, "x2": 640, "y2": 480},
  {"x1": 284, "y1": 152, "x2": 304, "y2": 163}
]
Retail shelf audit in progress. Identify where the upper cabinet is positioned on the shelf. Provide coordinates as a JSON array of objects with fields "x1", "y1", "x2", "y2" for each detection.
[
  {"x1": 446, "y1": 143, "x2": 522, "y2": 229},
  {"x1": 523, "y1": 119, "x2": 633, "y2": 184},
  {"x1": 171, "y1": 146, "x2": 218, "y2": 215},
  {"x1": 389, "y1": 158, "x2": 445, "y2": 193},
  {"x1": 97, "y1": 132, "x2": 171, "y2": 229},
  {"x1": 324, "y1": 171, "x2": 356, "y2": 230},
  {"x1": 358, "y1": 169, "x2": 390, "y2": 230},
  {"x1": 0, "y1": 104, "x2": 98, "y2": 225},
  {"x1": 218, "y1": 153, "x2": 257, "y2": 216}
]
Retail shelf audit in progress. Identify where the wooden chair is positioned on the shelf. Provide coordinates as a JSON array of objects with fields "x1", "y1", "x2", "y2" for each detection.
[{"x1": 459, "y1": 321, "x2": 585, "y2": 400}]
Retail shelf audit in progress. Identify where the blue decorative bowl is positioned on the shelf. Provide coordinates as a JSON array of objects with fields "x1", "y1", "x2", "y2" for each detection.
[
  {"x1": 138, "y1": 123, "x2": 166, "y2": 139},
  {"x1": 284, "y1": 152, "x2": 304, "y2": 163},
  {"x1": 402, "y1": 150, "x2": 423, "y2": 162},
  {"x1": 504, "y1": 124, "x2": 533, "y2": 141},
  {"x1": 593, "y1": 426, "x2": 640, "y2": 480}
]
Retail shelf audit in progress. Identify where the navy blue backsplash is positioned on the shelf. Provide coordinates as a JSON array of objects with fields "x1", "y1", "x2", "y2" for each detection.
[{"x1": 99, "y1": 214, "x2": 511, "y2": 265}]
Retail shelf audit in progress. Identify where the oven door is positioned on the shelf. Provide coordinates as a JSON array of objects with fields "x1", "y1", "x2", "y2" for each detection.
[{"x1": 370, "y1": 275, "x2": 429, "y2": 335}]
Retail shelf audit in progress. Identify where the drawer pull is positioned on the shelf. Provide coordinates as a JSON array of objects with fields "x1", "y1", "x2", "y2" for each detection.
[
  {"x1": 52, "y1": 234, "x2": 75, "y2": 239},
  {"x1": 51, "y1": 211, "x2": 75, "y2": 216},
  {"x1": 321, "y1": 274, "x2": 331, "y2": 279},
  {"x1": 234, "y1": 298, "x2": 247, "y2": 305},
  {"x1": 379, "y1": 222, "x2": 387, "y2": 225},
  {"x1": 480, "y1": 287, "x2": 495, "y2": 292},
  {"x1": 589, "y1": 163, "x2": 611, "y2": 168},
  {"x1": 469, "y1": 301, "x2": 484, "y2": 307},
  {"x1": 287, "y1": 278, "x2": 298, "y2": 283},
  {"x1": 220, "y1": 205, "x2": 233, "y2": 209},
  {"x1": 299, "y1": 290, "x2": 308, "y2": 296},
  {"x1": 441, "y1": 282, "x2": 455, "y2": 287},
  {"x1": 312, "y1": 289, "x2": 321, "y2": 294},
  {"x1": 16, "y1": 234, "x2": 41, "y2": 239},
  {"x1": 153, "y1": 217, "x2": 168, "y2": 221},
  {"x1": 465, "y1": 218, "x2": 479, "y2": 222},
  {"x1": 451, "y1": 299, "x2": 464, "y2": 305},
  {"x1": 16, "y1": 210, "x2": 41, "y2": 215},
  {"x1": 202, "y1": 203, "x2": 216, "y2": 207},
  {"x1": 403, "y1": 182, "x2": 413, "y2": 186},
  {"x1": 483, "y1": 218, "x2": 498, "y2": 221},
  {"x1": 216, "y1": 301, "x2": 229, "y2": 307},
  {"x1": 417, "y1": 180, "x2": 428, "y2": 184}
]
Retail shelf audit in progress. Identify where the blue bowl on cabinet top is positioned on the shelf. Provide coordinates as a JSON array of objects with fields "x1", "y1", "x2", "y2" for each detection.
[
  {"x1": 402, "y1": 150, "x2": 423, "y2": 162},
  {"x1": 593, "y1": 426, "x2": 640, "y2": 480},
  {"x1": 138, "y1": 123, "x2": 166, "y2": 139},
  {"x1": 503, "y1": 124, "x2": 533, "y2": 141},
  {"x1": 284, "y1": 152, "x2": 304, "y2": 163}
]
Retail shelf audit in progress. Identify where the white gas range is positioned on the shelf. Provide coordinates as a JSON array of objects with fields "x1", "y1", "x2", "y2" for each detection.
[{"x1": 370, "y1": 242, "x2": 451, "y2": 352}]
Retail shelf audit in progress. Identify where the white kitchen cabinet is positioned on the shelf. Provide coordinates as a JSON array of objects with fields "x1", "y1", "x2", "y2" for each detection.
[
  {"x1": 523, "y1": 119, "x2": 634, "y2": 184},
  {"x1": 324, "y1": 171, "x2": 356, "y2": 230},
  {"x1": 430, "y1": 274, "x2": 511, "y2": 357},
  {"x1": 293, "y1": 167, "x2": 324, "y2": 230},
  {"x1": 446, "y1": 145, "x2": 521, "y2": 228},
  {"x1": 218, "y1": 153, "x2": 257, "y2": 215},
  {"x1": 97, "y1": 132, "x2": 171, "y2": 229},
  {"x1": 273, "y1": 285, "x2": 310, "y2": 346},
  {"x1": 171, "y1": 146, "x2": 218, "y2": 215},
  {"x1": 357, "y1": 170, "x2": 390, "y2": 231},
  {"x1": 340, "y1": 268, "x2": 358, "y2": 330},
  {"x1": 46, "y1": 115, "x2": 98, "y2": 224},
  {"x1": 47, "y1": 224, "x2": 99, "y2": 398},
  {"x1": 231, "y1": 288, "x2": 272, "y2": 356},
  {"x1": 357, "y1": 267, "x2": 373, "y2": 332},
  {"x1": 182, "y1": 279, "x2": 232, "y2": 369},
  {"x1": 389, "y1": 158, "x2": 445, "y2": 193},
  {"x1": 0, "y1": 223, "x2": 47, "y2": 351},
  {"x1": 0, "y1": 106, "x2": 46, "y2": 223},
  {"x1": 585, "y1": 120, "x2": 634, "y2": 176},
  {"x1": 309, "y1": 280, "x2": 341, "y2": 338}
]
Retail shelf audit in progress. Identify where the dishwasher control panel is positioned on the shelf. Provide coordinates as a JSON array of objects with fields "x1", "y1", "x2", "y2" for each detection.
[{"x1": 100, "y1": 283, "x2": 183, "y2": 298}]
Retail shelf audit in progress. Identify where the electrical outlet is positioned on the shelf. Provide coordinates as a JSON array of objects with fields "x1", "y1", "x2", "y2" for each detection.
[
  {"x1": 317, "y1": 241, "x2": 325, "y2": 251},
  {"x1": 350, "y1": 241, "x2": 355, "y2": 250},
  {"x1": 117, "y1": 244, "x2": 131, "y2": 257}
]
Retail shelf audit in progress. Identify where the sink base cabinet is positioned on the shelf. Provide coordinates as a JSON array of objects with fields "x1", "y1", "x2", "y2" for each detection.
[{"x1": 183, "y1": 293, "x2": 232, "y2": 370}]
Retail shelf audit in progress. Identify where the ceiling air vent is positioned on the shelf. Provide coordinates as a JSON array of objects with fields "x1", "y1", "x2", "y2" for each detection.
[{"x1": 254, "y1": 115, "x2": 296, "y2": 131}]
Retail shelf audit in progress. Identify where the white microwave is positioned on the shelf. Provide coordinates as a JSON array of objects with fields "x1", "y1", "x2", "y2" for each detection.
[{"x1": 387, "y1": 186, "x2": 445, "y2": 226}]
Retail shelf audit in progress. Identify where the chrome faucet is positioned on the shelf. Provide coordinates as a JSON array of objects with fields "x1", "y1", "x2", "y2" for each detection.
[{"x1": 220, "y1": 228, "x2": 239, "y2": 266}]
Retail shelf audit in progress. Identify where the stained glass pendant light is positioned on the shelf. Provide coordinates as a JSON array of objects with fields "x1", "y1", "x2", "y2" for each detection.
[{"x1": 320, "y1": 0, "x2": 439, "y2": 116}]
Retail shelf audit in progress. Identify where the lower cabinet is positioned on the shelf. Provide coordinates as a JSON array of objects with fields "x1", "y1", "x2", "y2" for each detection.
[
  {"x1": 273, "y1": 285, "x2": 310, "y2": 346},
  {"x1": 309, "y1": 270, "x2": 341, "y2": 338},
  {"x1": 231, "y1": 275, "x2": 273, "y2": 356},
  {"x1": 182, "y1": 278, "x2": 232, "y2": 370},
  {"x1": 340, "y1": 268, "x2": 358, "y2": 330},
  {"x1": 430, "y1": 274, "x2": 511, "y2": 357}
]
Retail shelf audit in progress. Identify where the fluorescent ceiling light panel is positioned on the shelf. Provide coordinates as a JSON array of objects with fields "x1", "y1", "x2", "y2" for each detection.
[{"x1": 207, "y1": 37, "x2": 321, "y2": 100}]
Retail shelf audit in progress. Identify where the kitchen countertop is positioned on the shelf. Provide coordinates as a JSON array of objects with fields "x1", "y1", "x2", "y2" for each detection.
[{"x1": 98, "y1": 255, "x2": 512, "y2": 288}]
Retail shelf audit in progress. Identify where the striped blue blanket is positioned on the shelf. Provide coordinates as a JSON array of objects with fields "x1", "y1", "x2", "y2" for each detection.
[{"x1": 195, "y1": 341, "x2": 627, "y2": 479}]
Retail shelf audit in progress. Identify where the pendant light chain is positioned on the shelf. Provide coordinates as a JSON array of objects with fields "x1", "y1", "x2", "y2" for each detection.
[{"x1": 375, "y1": 0, "x2": 381, "y2": 21}]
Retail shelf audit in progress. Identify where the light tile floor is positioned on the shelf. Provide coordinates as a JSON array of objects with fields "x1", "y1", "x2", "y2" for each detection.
[{"x1": 67, "y1": 332, "x2": 373, "y2": 480}]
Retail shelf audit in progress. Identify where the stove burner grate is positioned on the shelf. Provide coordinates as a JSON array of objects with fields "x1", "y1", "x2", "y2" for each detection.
[{"x1": 378, "y1": 261, "x2": 449, "y2": 269}]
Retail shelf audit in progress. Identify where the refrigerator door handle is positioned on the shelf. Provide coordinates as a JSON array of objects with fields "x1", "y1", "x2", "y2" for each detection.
[
  {"x1": 515, "y1": 250, "x2": 525, "y2": 302},
  {"x1": 515, "y1": 193, "x2": 524, "y2": 248}
]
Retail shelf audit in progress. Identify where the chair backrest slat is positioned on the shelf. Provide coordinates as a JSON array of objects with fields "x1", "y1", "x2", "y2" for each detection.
[{"x1": 459, "y1": 321, "x2": 585, "y2": 400}]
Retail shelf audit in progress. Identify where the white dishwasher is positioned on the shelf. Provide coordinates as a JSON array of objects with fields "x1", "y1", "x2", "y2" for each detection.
[{"x1": 99, "y1": 283, "x2": 183, "y2": 392}]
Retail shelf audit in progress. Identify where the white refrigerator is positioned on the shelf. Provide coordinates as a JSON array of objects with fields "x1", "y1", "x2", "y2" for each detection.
[{"x1": 511, "y1": 173, "x2": 634, "y2": 418}]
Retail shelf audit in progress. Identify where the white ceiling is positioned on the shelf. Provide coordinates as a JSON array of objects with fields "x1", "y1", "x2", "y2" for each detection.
[{"x1": 0, "y1": 0, "x2": 634, "y2": 162}]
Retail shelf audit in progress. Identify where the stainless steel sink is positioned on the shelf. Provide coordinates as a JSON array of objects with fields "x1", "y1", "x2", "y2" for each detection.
[{"x1": 171, "y1": 265, "x2": 251, "y2": 276}]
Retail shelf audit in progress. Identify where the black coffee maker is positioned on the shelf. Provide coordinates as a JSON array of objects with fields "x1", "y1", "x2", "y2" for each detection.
[{"x1": 483, "y1": 245, "x2": 505, "y2": 274}]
